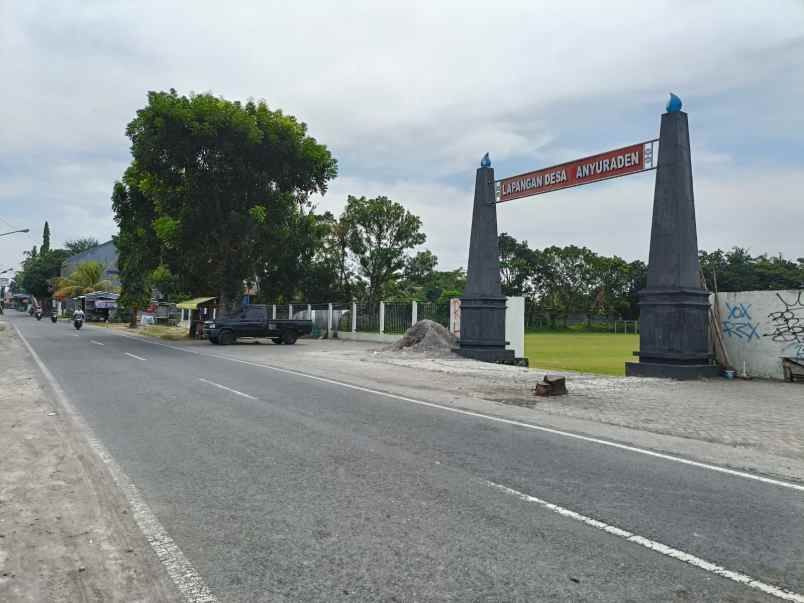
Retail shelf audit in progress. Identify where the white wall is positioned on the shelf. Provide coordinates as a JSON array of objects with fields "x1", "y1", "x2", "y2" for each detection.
[
  {"x1": 448, "y1": 297, "x2": 525, "y2": 359},
  {"x1": 713, "y1": 289, "x2": 804, "y2": 379},
  {"x1": 505, "y1": 296, "x2": 525, "y2": 358}
]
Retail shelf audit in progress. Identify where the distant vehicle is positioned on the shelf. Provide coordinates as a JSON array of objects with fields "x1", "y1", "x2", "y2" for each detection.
[
  {"x1": 204, "y1": 304, "x2": 312, "y2": 345},
  {"x1": 35, "y1": 308, "x2": 43, "y2": 320},
  {"x1": 73, "y1": 310, "x2": 85, "y2": 330},
  {"x1": 51, "y1": 314, "x2": 58, "y2": 323}
]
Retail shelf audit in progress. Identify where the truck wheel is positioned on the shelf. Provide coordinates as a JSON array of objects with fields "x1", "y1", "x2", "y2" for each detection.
[
  {"x1": 281, "y1": 331, "x2": 298, "y2": 345},
  {"x1": 208, "y1": 336, "x2": 220, "y2": 345},
  {"x1": 272, "y1": 338, "x2": 283, "y2": 345},
  {"x1": 219, "y1": 330, "x2": 235, "y2": 345}
]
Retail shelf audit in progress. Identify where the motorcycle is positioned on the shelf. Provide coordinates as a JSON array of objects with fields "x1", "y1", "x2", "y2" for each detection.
[
  {"x1": 35, "y1": 309, "x2": 43, "y2": 321},
  {"x1": 50, "y1": 314, "x2": 58, "y2": 323},
  {"x1": 73, "y1": 316, "x2": 84, "y2": 331}
]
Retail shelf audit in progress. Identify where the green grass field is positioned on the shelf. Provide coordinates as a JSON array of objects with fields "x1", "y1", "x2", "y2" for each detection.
[{"x1": 524, "y1": 332, "x2": 639, "y2": 376}]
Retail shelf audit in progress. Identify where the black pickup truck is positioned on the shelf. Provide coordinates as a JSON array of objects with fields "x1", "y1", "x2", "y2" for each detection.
[{"x1": 204, "y1": 304, "x2": 313, "y2": 345}]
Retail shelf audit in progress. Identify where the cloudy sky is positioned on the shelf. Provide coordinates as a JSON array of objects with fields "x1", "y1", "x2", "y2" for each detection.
[{"x1": 1, "y1": 1, "x2": 802, "y2": 274}]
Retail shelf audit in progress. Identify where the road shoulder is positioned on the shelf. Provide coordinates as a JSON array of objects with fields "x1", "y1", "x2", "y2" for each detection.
[{"x1": 0, "y1": 321, "x2": 181, "y2": 602}]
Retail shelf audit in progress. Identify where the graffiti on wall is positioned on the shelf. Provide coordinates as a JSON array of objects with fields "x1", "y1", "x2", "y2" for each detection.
[
  {"x1": 764, "y1": 292, "x2": 804, "y2": 357},
  {"x1": 721, "y1": 302, "x2": 760, "y2": 342}
]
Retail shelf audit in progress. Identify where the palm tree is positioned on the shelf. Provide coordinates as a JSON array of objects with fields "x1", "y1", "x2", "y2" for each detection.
[{"x1": 51, "y1": 261, "x2": 118, "y2": 299}]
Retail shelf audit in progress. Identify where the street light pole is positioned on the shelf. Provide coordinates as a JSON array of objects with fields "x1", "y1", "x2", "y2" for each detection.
[{"x1": 0, "y1": 228, "x2": 30, "y2": 237}]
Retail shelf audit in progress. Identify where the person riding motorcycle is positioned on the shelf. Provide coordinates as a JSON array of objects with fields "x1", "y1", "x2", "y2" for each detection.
[{"x1": 73, "y1": 308, "x2": 85, "y2": 330}]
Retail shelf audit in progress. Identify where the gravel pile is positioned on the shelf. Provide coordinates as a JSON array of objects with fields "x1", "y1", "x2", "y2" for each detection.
[{"x1": 389, "y1": 319, "x2": 458, "y2": 354}]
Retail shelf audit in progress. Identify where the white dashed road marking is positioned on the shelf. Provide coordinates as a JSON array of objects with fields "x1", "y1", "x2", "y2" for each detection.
[
  {"x1": 125, "y1": 352, "x2": 147, "y2": 361},
  {"x1": 487, "y1": 480, "x2": 804, "y2": 602},
  {"x1": 90, "y1": 340, "x2": 104, "y2": 346},
  {"x1": 101, "y1": 327, "x2": 804, "y2": 494},
  {"x1": 199, "y1": 378, "x2": 258, "y2": 400}
]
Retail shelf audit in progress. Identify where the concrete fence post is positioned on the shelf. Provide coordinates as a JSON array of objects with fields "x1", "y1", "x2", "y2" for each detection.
[
  {"x1": 272, "y1": 304, "x2": 277, "y2": 320},
  {"x1": 307, "y1": 303, "x2": 312, "y2": 320},
  {"x1": 351, "y1": 302, "x2": 357, "y2": 332},
  {"x1": 288, "y1": 303, "x2": 293, "y2": 319},
  {"x1": 379, "y1": 301, "x2": 385, "y2": 334},
  {"x1": 411, "y1": 300, "x2": 418, "y2": 325},
  {"x1": 327, "y1": 303, "x2": 333, "y2": 338}
]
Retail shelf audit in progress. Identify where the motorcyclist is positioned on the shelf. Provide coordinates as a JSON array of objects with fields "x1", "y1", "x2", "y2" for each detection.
[{"x1": 73, "y1": 308, "x2": 85, "y2": 324}]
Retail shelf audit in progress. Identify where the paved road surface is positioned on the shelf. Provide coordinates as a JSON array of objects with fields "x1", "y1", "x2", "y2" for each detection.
[{"x1": 9, "y1": 313, "x2": 804, "y2": 602}]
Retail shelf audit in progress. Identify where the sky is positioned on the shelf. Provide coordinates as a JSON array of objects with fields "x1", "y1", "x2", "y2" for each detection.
[{"x1": 1, "y1": 0, "x2": 803, "y2": 275}]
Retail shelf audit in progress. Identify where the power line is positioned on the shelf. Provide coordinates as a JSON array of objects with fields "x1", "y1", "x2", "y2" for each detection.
[{"x1": 0, "y1": 215, "x2": 19, "y2": 230}]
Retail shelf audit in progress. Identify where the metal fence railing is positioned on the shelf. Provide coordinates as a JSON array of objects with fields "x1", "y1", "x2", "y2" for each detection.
[
  {"x1": 263, "y1": 300, "x2": 455, "y2": 337},
  {"x1": 417, "y1": 302, "x2": 449, "y2": 328},
  {"x1": 354, "y1": 303, "x2": 380, "y2": 333},
  {"x1": 613, "y1": 320, "x2": 640, "y2": 335},
  {"x1": 383, "y1": 302, "x2": 412, "y2": 334}
]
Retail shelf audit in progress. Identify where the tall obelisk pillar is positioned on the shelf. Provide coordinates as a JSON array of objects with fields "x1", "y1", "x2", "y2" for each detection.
[
  {"x1": 456, "y1": 154, "x2": 515, "y2": 363},
  {"x1": 626, "y1": 96, "x2": 718, "y2": 378}
]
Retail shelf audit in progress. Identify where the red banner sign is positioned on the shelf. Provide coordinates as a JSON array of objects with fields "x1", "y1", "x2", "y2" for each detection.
[{"x1": 495, "y1": 140, "x2": 658, "y2": 203}]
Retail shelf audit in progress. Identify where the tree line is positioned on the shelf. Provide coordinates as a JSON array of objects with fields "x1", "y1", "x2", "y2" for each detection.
[
  {"x1": 499, "y1": 234, "x2": 804, "y2": 326},
  {"x1": 19, "y1": 90, "x2": 801, "y2": 324}
]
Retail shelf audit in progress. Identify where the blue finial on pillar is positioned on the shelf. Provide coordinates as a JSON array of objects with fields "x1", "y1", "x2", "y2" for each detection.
[
  {"x1": 666, "y1": 93, "x2": 683, "y2": 113},
  {"x1": 480, "y1": 152, "x2": 491, "y2": 168}
]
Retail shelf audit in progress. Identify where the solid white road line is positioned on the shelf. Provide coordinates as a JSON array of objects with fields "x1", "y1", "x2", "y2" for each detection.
[
  {"x1": 11, "y1": 321, "x2": 217, "y2": 603},
  {"x1": 90, "y1": 340, "x2": 104, "y2": 346},
  {"x1": 125, "y1": 352, "x2": 147, "y2": 361},
  {"x1": 487, "y1": 480, "x2": 804, "y2": 602},
  {"x1": 199, "y1": 378, "x2": 258, "y2": 400},
  {"x1": 98, "y1": 328, "x2": 804, "y2": 494}
]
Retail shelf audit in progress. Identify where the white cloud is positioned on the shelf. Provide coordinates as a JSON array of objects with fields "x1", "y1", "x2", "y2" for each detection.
[
  {"x1": 1, "y1": 0, "x2": 802, "y2": 271},
  {"x1": 318, "y1": 163, "x2": 804, "y2": 271}
]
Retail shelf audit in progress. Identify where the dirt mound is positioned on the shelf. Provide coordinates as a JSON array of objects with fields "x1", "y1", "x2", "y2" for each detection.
[{"x1": 390, "y1": 319, "x2": 457, "y2": 354}]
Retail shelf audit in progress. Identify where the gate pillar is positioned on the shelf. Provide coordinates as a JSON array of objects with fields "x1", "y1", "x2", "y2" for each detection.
[
  {"x1": 626, "y1": 104, "x2": 718, "y2": 379},
  {"x1": 456, "y1": 157, "x2": 515, "y2": 363}
]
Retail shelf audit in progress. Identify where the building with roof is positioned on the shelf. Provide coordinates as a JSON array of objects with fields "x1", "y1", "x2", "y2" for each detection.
[{"x1": 61, "y1": 240, "x2": 120, "y2": 286}]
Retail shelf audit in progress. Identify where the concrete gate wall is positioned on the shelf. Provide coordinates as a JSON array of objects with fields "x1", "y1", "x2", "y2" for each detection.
[{"x1": 713, "y1": 289, "x2": 804, "y2": 379}]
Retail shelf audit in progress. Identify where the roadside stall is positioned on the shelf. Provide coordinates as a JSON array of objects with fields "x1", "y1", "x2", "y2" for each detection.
[
  {"x1": 78, "y1": 291, "x2": 119, "y2": 322},
  {"x1": 176, "y1": 297, "x2": 217, "y2": 338},
  {"x1": 11, "y1": 293, "x2": 31, "y2": 312}
]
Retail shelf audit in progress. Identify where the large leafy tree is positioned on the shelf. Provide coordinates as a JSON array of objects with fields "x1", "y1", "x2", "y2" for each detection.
[
  {"x1": 497, "y1": 234, "x2": 647, "y2": 326},
  {"x1": 699, "y1": 247, "x2": 804, "y2": 291},
  {"x1": 15, "y1": 222, "x2": 68, "y2": 300},
  {"x1": 286, "y1": 211, "x2": 358, "y2": 302},
  {"x1": 499, "y1": 232, "x2": 540, "y2": 297},
  {"x1": 342, "y1": 195, "x2": 426, "y2": 301},
  {"x1": 117, "y1": 90, "x2": 337, "y2": 313},
  {"x1": 254, "y1": 202, "x2": 332, "y2": 302},
  {"x1": 17, "y1": 250, "x2": 69, "y2": 300},
  {"x1": 112, "y1": 181, "x2": 160, "y2": 326}
]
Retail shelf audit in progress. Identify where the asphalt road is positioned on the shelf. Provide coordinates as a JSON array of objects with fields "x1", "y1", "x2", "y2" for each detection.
[{"x1": 10, "y1": 313, "x2": 804, "y2": 602}]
